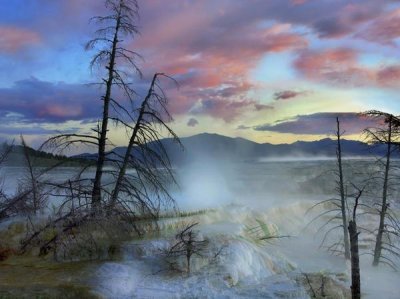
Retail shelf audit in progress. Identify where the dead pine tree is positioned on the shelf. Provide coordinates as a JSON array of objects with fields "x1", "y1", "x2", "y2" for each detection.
[
  {"x1": 363, "y1": 110, "x2": 400, "y2": 266},
  {"x1": 40, "y1": 0, "x2": 142, "y2": 213},
  {"x1": 348, "y1": 184, "x2": 365, "y2": 299},
  {"x1": 336, "y1": 117, "x2": 351, "y2": 260},
  {"x1": 108, "y1": 73, "x2": 181, "y2": 213},
  {"x1": 38, "y1": 0, "x2": 180, "y2": 231},
  {"x1": 22, "y1": 0, "x2": 182, "y2": 258},
  {"x1": 305, "y1": 117, "x2": 352, "y2": 259},
  {"x1": 86, "y1": 0, "x2": 142, "y2": 212}
]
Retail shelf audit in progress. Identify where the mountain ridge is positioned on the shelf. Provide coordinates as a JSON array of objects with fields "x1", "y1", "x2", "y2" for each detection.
[{"x1": 74, "y1": 133, "x2": 389, "y2": 164}]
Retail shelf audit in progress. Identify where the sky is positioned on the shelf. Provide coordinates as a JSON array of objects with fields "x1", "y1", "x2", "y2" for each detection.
[{"x1": 0, "y1": 0, "x2": 400, "y2": 150}]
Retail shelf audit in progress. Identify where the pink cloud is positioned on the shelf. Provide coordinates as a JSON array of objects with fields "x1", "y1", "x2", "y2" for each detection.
[
  {"x1": 356, "y1": 8, "x2": 400, "y2": 46},
  {"x1": 137, "y1": 23, "x2": 307, "y2": 85},
  {"x1": 294, "y1": 48, "x2": 400, "y2": 88},
  {"x1": 0, "y1": 27, "x2": 40, "y2": 53},
  {"x1": 192, "y1": 99, "x2": 266, "y2": 123},
  {"x1": 39, "y1": 104, "x2": 83, "y2": 118},
  {"x1": 133, "y1": 20, "x2": 307, "y2": 121},
  {"x1": 377, "y1": 66, "x2": 400, "y2": 87},
  {"x1": 294, "y1": 48, "x2": 365, "y2": 85}
]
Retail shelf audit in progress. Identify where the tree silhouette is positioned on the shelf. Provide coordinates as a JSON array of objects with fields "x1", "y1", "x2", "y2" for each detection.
[
  {"x1": 21, "y1": 0, "x2": 182, "y2": 257},
  {"x1": 336, "y1": 117, "x2": 351, "y2": 259},
  {"x1": 86, "y1": 0, "x2": 142, "y2": 212},
  {"x1": 363, "y1": 110, "x2": 400, "y2": 267}
]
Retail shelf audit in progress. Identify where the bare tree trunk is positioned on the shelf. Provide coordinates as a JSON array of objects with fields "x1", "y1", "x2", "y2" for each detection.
[
  {"x1": 349, "y1": 220, "x2": 360, "y2": 299},
  {"x1": 165, "y1": 223, "x2": 207, "y2": 275},
  {"x1": 91, "y1": 8, "x2": 122, "y2": 212},
  {"x1": 348, "y1": 184, "x2": 363, "y2": 299},
  {"x1": 109, "y1": 74, "x2": 158, "y2": 210},
  {"x1": 21, "y1": 136, "x2": 38, "y2": 214},
  {"x1": 336, "y1": 117, "x2": 350, "y2": 260},
  {"x1": 373, "y1": 115, "x2": 392, "y2": 266}
]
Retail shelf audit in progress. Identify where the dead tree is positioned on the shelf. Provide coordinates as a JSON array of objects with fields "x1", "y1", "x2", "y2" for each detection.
[
  {"x1": 20, "y1": 0, "x2": 183, "y2": 258},
  {"x1": 0, "y1": 137, "x2": 53, "y2": 218},
  {"x1": 21, "y1": 1, "x2": 182, "y2": 256},
  {"x1": 166, "y1": 223, "x2": 208, "y2": 274},
  {"x1": 39, "y1": 0, "x2": 143, "y2": 213},
  {"x1": 16, "y1": 136, "x2": 71, "y2": 216},
  {"x1": 39, "y1": 0, "x2": 143, "y2": 212},
  {"x1": 373, "y1": 113, "x2": 392, "y2": 266},
  {"x1": 19, "y1": 136, "x2": 42, "y2": 214},
  {"x1": 108, "y1": 73, "x2": 181, "y2": 213},
  {"x1": 336, "y1": 117, "x2": 351, "y2": 260},
  {"x1": 19, "y1": 166, "x2": 99, "y2": 258},
  {"x1": 348, "y1": 219, "x2": 360, "y2": 299},
  {"x1": 363, "y1": 110, "x2": 400, "y2": 266},
  {"x1": 0, "y1": 142, "x2": 13, "y2": 220},
  {"x1": 86, "y1": 0, "x2": 142, "y2": 212},
  {"x1": 305, "y1": 116, "x2": 353, "y2": 259},
  {"x1": 348, "y1": 184, "x2": 364, "y2": 299}
]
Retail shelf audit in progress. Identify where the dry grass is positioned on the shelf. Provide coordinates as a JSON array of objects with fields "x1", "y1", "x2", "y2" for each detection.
[{"x1": 0, "y1": 255, "x2": 100, "y2": 299}]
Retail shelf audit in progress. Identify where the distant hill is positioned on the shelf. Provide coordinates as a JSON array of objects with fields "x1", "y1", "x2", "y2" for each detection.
[
  {"x1": 1, "y1": 144, "x2": 92, "y2": 167},
  {"x1": 74, "y1": 133, "x2": 390, "y2": 165}
]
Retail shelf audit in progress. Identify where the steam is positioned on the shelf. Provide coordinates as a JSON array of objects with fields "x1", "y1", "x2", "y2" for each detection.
[{"x1": 174, "y1": 158, "x2": 234, "y2": 210}]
